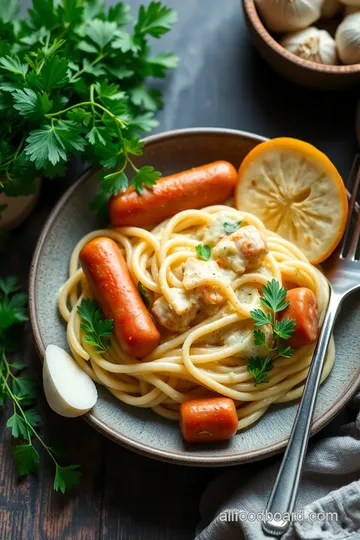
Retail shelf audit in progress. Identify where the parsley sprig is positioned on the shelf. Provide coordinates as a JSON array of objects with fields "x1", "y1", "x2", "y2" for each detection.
[
  {"x1": 0, "y1": 1, "x2": 178, "y2": 218},
  {"x1": 248, "y1": 279, "x2": 296, "y2": 385},
  {"x1": 0, "y1": 276, "x2": 81, "y2": 493},
  {"x1": 77, "y1": 298, "x2": 114, "y2": 354}
]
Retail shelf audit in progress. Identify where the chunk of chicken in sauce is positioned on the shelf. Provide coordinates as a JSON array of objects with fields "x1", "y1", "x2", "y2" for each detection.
[
  {"x1": 152, "y1": 295, "x2": 199, "y2": 333},
  {"x1": 202, "y1": 211, "x2": 242, "y2": 247},
  {"x1": 183, "y1": 258, "x2": 236, "y2": 306},
  {"x1": 212, "y1": 225, "x2": 269, "y2": 273}
]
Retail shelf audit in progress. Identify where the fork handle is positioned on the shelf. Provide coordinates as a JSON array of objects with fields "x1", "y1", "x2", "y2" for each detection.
[{"x1": 262, "y1": 289, "x2": 341, "y2": 536}]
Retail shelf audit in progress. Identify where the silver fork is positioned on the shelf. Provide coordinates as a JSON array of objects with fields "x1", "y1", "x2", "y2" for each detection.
[{"x1": 262, "y1": 154, "x2": 360, "y2": 536}]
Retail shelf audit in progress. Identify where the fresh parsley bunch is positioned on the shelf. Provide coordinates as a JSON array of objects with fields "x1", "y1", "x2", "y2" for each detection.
[
  {"x1": 0, "y1": 0, "x2": 178, "y2": 218},
  {"x1": 0, "y1": 277, "x2": 81, "y2": 493}
]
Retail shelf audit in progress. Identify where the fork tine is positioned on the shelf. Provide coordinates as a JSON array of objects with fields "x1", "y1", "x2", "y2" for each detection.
[
  {"x1": 348, "y1": 207, "x2": 360, "y2": 259},
  {"x1": 340, "y1": 154, "x2": 360, "y2": 258}
]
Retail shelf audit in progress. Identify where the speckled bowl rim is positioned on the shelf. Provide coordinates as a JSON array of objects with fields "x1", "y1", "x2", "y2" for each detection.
[
  {"x1": 243, "y1": 0, "x2": 360, "y2": 75},
  {"x1": 29, "y1": 127, "x2": 360, "y2": 466}
]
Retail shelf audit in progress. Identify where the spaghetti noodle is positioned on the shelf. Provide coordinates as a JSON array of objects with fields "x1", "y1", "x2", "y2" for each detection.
[{"x1": 58, "y1": 205, "x2": 334, "y2": 430}]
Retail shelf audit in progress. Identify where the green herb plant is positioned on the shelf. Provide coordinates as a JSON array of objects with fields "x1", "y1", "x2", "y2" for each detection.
[
  {"x1": 0, "y1": 277, "x2": 81, "y2": 493},
  {"x1": 247, "y1": 279, "x2": 296, "y2": 385},
  {"x1": 0, "y1": 0, "x2": 178, "y2": 219}
]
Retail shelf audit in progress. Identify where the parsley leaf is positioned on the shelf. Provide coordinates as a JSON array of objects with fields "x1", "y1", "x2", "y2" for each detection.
[
  {"x1": 138, "y1": 282, "x2": 151, "y2": 309},
  {"x1": 223, "y1": 221, "x2": 242, "y2": 235},
  {"x1": 12, "y1": 376, "x2": 37, "y2": 401},
  {"x1": 274, "y1": 318, "x2": 296, "y2": 340},
  {"x1": 278, "y1": 342, "x2": 295, "y2": 358},
  {"x1": 25, "y1": 125, "x2": 67, "y2": 168},
  {"x1": 0, "y1": 276, "x2": 20, "y2": 295},
  {"x1": 260, "y1": 279, "x2": 290, "y2": 313},
  {"x1": 85, "y1": 19, "x2": 117, "y2": 49},
  {"x1": 124, "y1": 138, "x2": 144, "y2": 156},
  {"x1": 0, "y1": 291, "x2": 28, "y2": 328},
  {"x1": 24, "y1": 408, "x2": 41, "y2": 427},
  {"x1": 12, "y1": 89, "x2": 53, "y2": 119},
  {"x1": 130, "y1": 86, "x2": 163, "y2": 112},
  {"x1": 9, "y1": 359, "x2": 26, "y2": 370},
  {"x1": 54, "y1": 464, "x2": 82, "y2": 494},
  {"x1": 253, "y1": 329, "x2": 266, "y2": 346},
  {"x1": 13, "y1": 444, "x2": 40, "y2": 476},
  {"x1": 143, "y1": 52, "x2": 179, "y2": 77},
  {"x1": 195, "y1": 244, "x2": 212, "y2": 261},
  {"x1": 6, "y1": 413, "x2": 29, "y2": 438},
  {"x1": 112, "y1": 30, "x2": 140, "y2": 54},
  {"x1": 101, "y1": 170, "x2": 128, "y2": 195},
  {"x1": 77, "y1": 298, "x2": 114, "y2": 354},
  {"x1": 130, "y1": 166, "x2": 161, "y2": 194},
  {"x1": 108, "y1": 3, "x2": 132, "y2": 25},
  {"x1": 0, "y1": 55, "x2": 28, "y2": 77},
  {"x1": 249, "y1": 308, "x2": 271, "y2": 327},
  {"x1": 248, "y1": 357, "x2": 273, "y2": 386},
  {"x1": 40, "y1": 56, "x2": 69, "y2": 90},
  {"x1": 128, "y1": 112, "x2": 159, "y2": 132},
  {"x1": 67, "y1": 108, "x2": 92, "y2": 126},
  {"x1": 29, "y1": 0, "x2": 59, "y2": 30},
  {"x1": 0, "y1": 0, "x2": 19, "y2": 24},
  {"x1": 136, "y1": 2, "x2": 177, "y2": 38}
]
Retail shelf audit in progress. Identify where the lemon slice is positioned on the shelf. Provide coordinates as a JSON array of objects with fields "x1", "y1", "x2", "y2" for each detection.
[{"x1": 235, "y1": 138, "x2": 348, "y2": 264}]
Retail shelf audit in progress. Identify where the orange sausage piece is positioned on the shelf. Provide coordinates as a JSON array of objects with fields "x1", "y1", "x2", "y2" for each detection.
[
  {"x1": 80, "y1": 237, "x2": 160, "y2": 358},
  {"x1": 280, "y1": 288, "x2": 319, "y2": 348},
  {"x1": 109, "y1": 161, "x2": 237, "y2": 227},
  {"x1": 180, "y1": 397, "x2": 238, "y2": 443}
]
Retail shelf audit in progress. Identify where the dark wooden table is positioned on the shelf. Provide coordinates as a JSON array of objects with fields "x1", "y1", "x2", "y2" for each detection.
[{"x1": 1, "y1": 1, "x2": 359, "y2": 539}]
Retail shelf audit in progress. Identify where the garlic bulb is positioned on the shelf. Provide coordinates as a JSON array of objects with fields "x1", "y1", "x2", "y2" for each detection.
[
  {"x1": 321, "y1": 0, "x2": 342, "y2": 18},
  {"x1": 255, "y1": 0, "x2": 322, "y2": 33},
  {"x1": 281, "y1": 27, "x2": 338, "y2": 65},
  {"x1": 336, "y1": 13, "x2": 360, "y2": 64}
]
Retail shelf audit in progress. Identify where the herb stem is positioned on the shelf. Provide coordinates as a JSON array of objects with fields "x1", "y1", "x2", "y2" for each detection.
[
  {"x1": 126, "y1": 155, "x2": 139, "y2": 173},
  {"x1": 1, "y1": 362, "x2": 59, "y2": 466},
  {"x1": 45, "y1": 101, "x2": 126, "y2": 127},
  {"x1": 89, "y1": 84, "x2": 96, "y2": 117},
  {"x1": 2, "y1": 137, "x2": 25, "y2": 172},
  {"x1": 71, "y1": 52, "x2": 108, "y2": 81}
]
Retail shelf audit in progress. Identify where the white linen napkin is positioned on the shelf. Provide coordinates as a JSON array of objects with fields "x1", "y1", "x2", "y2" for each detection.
[{"x1": 196, "y1": 393, "x2": 360, "y2": 540}]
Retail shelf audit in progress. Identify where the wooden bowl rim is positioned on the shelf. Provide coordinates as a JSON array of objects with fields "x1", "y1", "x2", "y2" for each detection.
[{"x1": 243, "y1": 0, "x2": 360, "y2": 75}]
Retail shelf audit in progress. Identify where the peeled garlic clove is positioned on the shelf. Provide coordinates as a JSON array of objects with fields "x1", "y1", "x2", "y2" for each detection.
[
  {"x1": 255, "y1": 0, "x2": 322, "y2": 33},
  {"x1": 281, "y1": 27, "x2": 338, "y2": 65},
  {"x1": 321, "y1": 0, "x2": 342, "y2": 17},
  {"x1": 43, "y1": 344, "x2": 98, "y2": 418},
  {"x1": 336, "y1": 13, "x2": 360, "y2": 64}
]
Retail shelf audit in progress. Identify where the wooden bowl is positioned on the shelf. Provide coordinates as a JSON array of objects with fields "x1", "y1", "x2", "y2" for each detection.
[{"x1": 242, "y1": 0, "x2": 360, "y2": 90}]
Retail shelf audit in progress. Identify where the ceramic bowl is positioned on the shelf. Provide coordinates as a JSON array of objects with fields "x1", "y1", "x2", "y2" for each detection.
[
  {"x1": 242, "y1": 0, "x2": 360, "y2": 90},
  {"x1": 29, "y1": 128, "x2": 360, "y2": 466}
]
